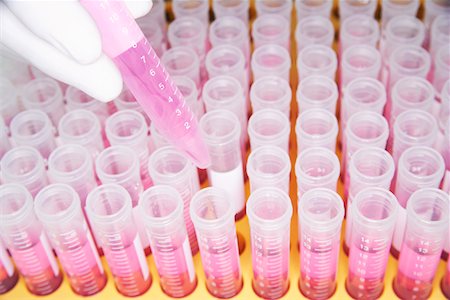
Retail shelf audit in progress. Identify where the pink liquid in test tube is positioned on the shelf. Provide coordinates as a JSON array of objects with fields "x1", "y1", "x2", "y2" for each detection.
[
  {"x1": 0, "y1": 241, "x2": 18, "y2": 294},
  {"x1": 298, "y1": 188, "x2": 344, "y2": 300},
  {"x1": 190, "y1": 187, "x2": 243, "y2": 298},
  {"x1": 443, "y1": 258, "x2": 450, "y2": 298},
  {"x1": 35, "y1": 184, "x2": 107, "y2": 296},
  {"x1": 81, "y1": 0, "x2": 210, "y2": 169},
  {"x1": 247, "y1": 187, "x2": 292, "y2": 299},
  {"x1": 0, "y1": 184, "x2": 63, "y2": 295}
]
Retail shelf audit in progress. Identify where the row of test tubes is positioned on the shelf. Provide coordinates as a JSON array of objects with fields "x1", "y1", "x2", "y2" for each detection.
[{"x1": 1, "y1": 0, "x2": 450, "y2": 299}]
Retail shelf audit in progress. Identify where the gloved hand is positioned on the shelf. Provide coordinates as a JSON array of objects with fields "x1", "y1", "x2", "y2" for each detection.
[{"x1": 0, "y1": 0, "x2": 152, "y2": 102}]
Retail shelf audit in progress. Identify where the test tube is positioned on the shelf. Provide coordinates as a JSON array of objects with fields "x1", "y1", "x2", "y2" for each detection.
[
  {"x1": 443, "y1": 258, "x2": 450, "y2": 298},
  {"x1": 424, "y1": 0, "x2": 450, "y2": 35},
  {"x1": 432, "y1": 45, "x2": 450, "y2": 96},
  {"x1": 430, "y1": 15, "x2": 450, "y2": 58},
  {"x1": 0, "y1": 77, "x2": 20, "y2": 125},
  {"x1": 34, "y1": 184, "x2": 107, "y2": 296},
  {"x1": 251, "y1": 44, "x2": 291, "y2": 82},
  {"x1": 150, "y1": 122, "x2": 170, "y2": 149},
  {"x1": 250, "y1": 76, "x2": 291, "y2": 118},
  {"x1": 297, "y1": 45, "x2": 338, "y2": 80},
  {"x1": 381, "y1": 0, "x2": 420, "y2": 29},
  {"x1": 0, "y1": 116, "x2": 11, "y2": 159},
  {"x1": 346, "y1": 188, "x2": 398, "y2": 300},
  {"x1": 256, "y1": 0, "x2": 293, "y2": 22},
  {"x1": 148, "y1": 146, "x2": 201, "y2": 254},
  {"x1": 252, "y1": 14, "x2": 290, "y2": 51},
  {"x1": 392, "y1": 146, "x2": 445, "y2": 254},
  {"x1": 47, "y1": 144, "x2": 97, "y2": 206},
  {"x1": 340, "y1": 45, "x2": 381, "y2": 92},
  {"x1": 388, "y1": 45, "x2": 431, "y2": 89},
  {"x1": 145, "y1": 0, "x2": 166, "y2": 35},
  {"x1": 0, "y1": 184, "x2": 62, "y2": 295},
  {"x1": 342, "y1": 111, "x2": 389, "y2": 185},
  {"x1": 161, "y1": 47, "x2": 201, "y2": 89},
  {"x1": 65, "y1": 86, "x2": 110, "y2": 123},
  {"x1": 0, "y1": 146, "x2": 48, "y2": 197},
  {"x1": 114, "y1": 87, "x2": 150, "y2": 125},
  {"x1": 58, "y1": 109, "x2": 105, "y2": 158},
  {"x1": 247, "y1": 187, "x2": 292, "y2": 299},
  {"x1": 202, "y1": 76, "x2": 247, "y2": 150},
  {"x1": 299, "y1": 188, "x2": 344, "y2": 300},
  {"x1": 0, "y1": 240, "x2": 18, "y2": 294},
  {"x1": 295, "y1": 0, "x2": 333, "y2": 21},
  {"x1": 105, "y1": 109, "x2": 153, "y2": 189},
  {"x1": 199, "y1": 110, "x2": 245, "y2": 217},
  {"x1": 139, "y1": 185, "x2": 197, "y2": 297},
  {"x1": 248, "y1": 108, "x2": 290, "y2": 153},
  {"x1": 190, "y1": 187, "x2": 243, "y2": 298},
  {"x1": 172, "y1": 0, "x2": 209, "y2": 26},
  {"x1": 173, "y1": 76, "x2": 204, "y2": 121},
  {"x1": 295, "y1": 147, "x2": 340, "y2": 198},
  {"x1": 339, "y1": 77, "x2": 386, "y2": 142},
  {"x1": 247, "y1": 145, "x2": 291, "y2": 194},
  {"x1": 21, "y1": 78, "x2": 66, "y2": 126},
  {"x1": 339, "y1": 0, "x2": 377, "y2": 20},
  {"x1": 86, "y1": 184, "x2": 151, "y2": 296},
  {"x1": 344, "y1": 148, "x2": 395, "y2": 252},
  {"x1": 296, "y1": 108, "x2": 338, "y2": 154},
  {"x1": 394, "y1": 188, "x2": 449, "y2": 300},
  {"x1": 296, "y1": 75, "x2": 338, "y2": 115},
  {"x1": 137, "y1": 18, "x2": 165, "y2": 57},
  {"x1": 339, "y1": 14, "x2": 380, "y2": 54},
  {"x1": 212, "y1": 0, "x2": 249, "y2": 25},
  {"x1": 392, "y1": 109, "x2": 438, "y2": 164},
  {"x1": 10, "y1": 109, "x2": 57, "y2": 159},
  {"x1": 295, "y1": 16, "x2": 334, "y2": 52}
]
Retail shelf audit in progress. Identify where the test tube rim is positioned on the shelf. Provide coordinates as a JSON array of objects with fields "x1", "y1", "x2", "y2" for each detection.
[
  {"x1": 251, "y1": 43, "x2": 291, "y2": 73},
  {"x1": 341, "y1": 44, "x2": 382, "y2": 74},
  {"x1": 344, "y1": 77, "x2": 387, "y2": 109},
  {"x1": 295, "y1": 146, "x2": 340, "y2": 184},
  {"x1": 339, "y1": 0, "x2": 377, "y2": 15},
  {"x1": 298, "y1": 188, "x2": 345, "y2": 232},
  {"x1": 205, "y1": 44, "x2": 246, "y2": 75},
  {"x1": 250, "y1": 76, "x2": 292, "y2": 108},
  {"x1": 47, "y1": 144, "x2": 93, "y2": 181},
  {"x1": 212, "y1": 0, "x2": 249, "y2": 16},
  {"x1": 345, "y1": 111, "x2": 389, "y2": 145},
  {"x1": 246, "y1": 187, "x2": 293, "y2": 230},
  {"x1": 209, "y1": 16, "x2": 247, "y2": 45},
  {"x1": 105, "y1": 109, "x2": 148, "y2": 145},
  {"x1": 172, "y1": 76, "x2": 199, "y2": 103},
  {"x1": 95, "y1": 145, "x2": 140, "y2": 183},
  {"x1": 168, "y1": 16, "x2": 206, "y2": 45},
  {"x1": 148, "y1": 146, "x2": 194, "y2": 184},
  {"x1": 436, "y1": 45, "x2": 450, "y2": 72},
  {"x1": 389, "y1": 45, "x2": 431, "y2": 75},
  {"x1": 295, "y1": 0, "x2": 332, "y2": 17},
  {"x1": 0, "y1": 146, "x2": 46, "y2": 184},
  {"x1": 340, "y1": 14, "x2": 380, "y2": 44},
  {"x1": 296, "y1": 74, "x2": 338, "y2": 107},
  {"x1": 190, "y1": 187, "x2": 234, "y2": 229},
  {"x1": 252, "y1": 14, "x2": 290, "y2": 43},
  {"x1": 58, "y1": 109, "x2": 102, "y2": 143},
  {"x1": 391, "y1": 76, "x2": 435, "y2": 112},
  {"x1": 9, "y1": 109, "x2": 54, "y2": 143},
  {"x1": 295, "y1": 15, "x2": 335, "y2": 46},
  {"x1": 297, "y1": 44, "x2": 338, "y2": 74},
  {"x1": 22, "y1": 77, "x2": 63, "y2": 109},
  {"x1": 255, "y1": 0, "x2": 293, "y2": 15},
  {"x1": 295, "y1": 108, "x2": 339, "y2": 142},
  {"x1": 382, "y1": 0, "x2": 420, "y2": 11},
  {"x1": 172, "y1": 0, "x2": 209, "y2": 15},
  {"x1": 247, "y1": 108, "x2": 290, "y2": 142},
  {"x1": 65, "y1": 85, "x2": 100, "y2": 109},
  {"x1": 139, "y1": 185, "x2": 184, "y2": 228},
  {"x1": 393, "y1": 109, "x2": 438, "y2": 145},
  {"x1": 0, "y1": 183, "x2": 34, "y2": 227},
  {"x1": 202, "y1": 75, "x2": 244, "y2": 108},
  {"x1": 0, "y1": 77, "x2": 17, "y2": 110},
  {"x1": 199, "y1": 109, "x2": 241, "y2": 146},
  {"x1": 431, "y1": 14, "x2": 450, "y2": 45},
  {"x1": 34, "y1": 183, "x2": 81, "y2": 225},
  {"x1": 349, "y1": 147, "x2": 395, "y2": 184},
  {"x1": 161, "y1": 46, "x2": 200, "y2": 75},
  {"x1": 406, "y1": 188, "x2": 450, "y2": 228},
  {"x1": 397, "y1": 146, "x2": 445, "y2": 183},
  {"x1": 385, "y1": 15, "x2": 426, "y2": 45},
  {"x1": 246, "y1": 145, "x2": 291, "y2": 180}
]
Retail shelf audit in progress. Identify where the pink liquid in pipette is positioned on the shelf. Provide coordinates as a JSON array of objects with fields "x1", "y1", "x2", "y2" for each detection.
[
  {"x1": 152, "y1": 238, "x2": 196, "y2": 297},
  {"x1": 394, "y1": 244, "x2": 442, "y2": 299}
]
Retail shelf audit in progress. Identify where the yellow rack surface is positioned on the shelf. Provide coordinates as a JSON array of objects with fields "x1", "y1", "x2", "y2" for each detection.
[{"x1": 2, "y1": 1, "x2": 447, "y2": 299}]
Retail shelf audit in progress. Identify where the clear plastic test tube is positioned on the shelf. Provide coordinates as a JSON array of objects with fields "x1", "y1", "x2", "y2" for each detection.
[
  {"x1": 295, "y1": 147, "x2": 340, "y2": 198},
  {"x1": 47, "y1": 144, "x2": 97, "y2": 206},
  {"x1": 0, "y1": 116, "x2": 11, "y2": 159},
  {"x1": 113, "y1": 87, "x2": 150, "y2": 125},
  {"x1": 344, "y1": 147, "x2": 395, "y2": 252},
  {"x1": 256, "y1": 0, "x2": 293, "y2": 22},
  {"x1": 296, "y1": 108, "x2": 338, "y2": 154},
  {"x1": 394, "y1": 188, "x2": 449, "y2": 300},
  {"x1": 172, "y1": 0, "x2": 209, "y2": 26},
  {"x1": 248, "y1": 108, "x2": 290, "y2": 153},
  {"x1": 392, "y1": 146, "x2": 445, "y2": 254},
  {"x1": 139, "y1": 185, "x2": 197, "y2": 297},
  {"x1": 297, "y1": 45, "x2": 338, "y2": 80},
  {"x1": 34, "y1": 184, "x2": 107, "y2": 296},
  {"x1": 339, "y1": 14, "x2": 380, "y2": 54},
  {"x1": 252, "y1": 14, "x2": 290, "y2": 51},
  {"x1": 148, "y1": 146, "x2": 201, "y2": 254},
  {"x1": 295, "y1": 16, "x2": 334, "y2": 52},
  {"x1": 339, "y1": 0, "x2": 377, "y2": 20},
  {"x1": 65, "y1": 86, "x2": 110, "y2": 123},
  {"x1": 381, "y1": 0, "x2": 420, "y2": 29},
  {"x1": 346, "y1": 188, "x2": 398, "y2": 300},
  {"x1": 424, "y1": 0, "x2": 450, "y2": 34},
  {"x1": 86, "y1": 184, "x2": 151, "y2": 296},
  {"x1": 212, "y1": 0, "x2": 249, "y2": 25},
  {"x1": 295, "y1": 0, "x2": 333, "y2": 21},
  {"x1": 10, "y1": 109, "x2": 57, "y2": 159},
  {"x1": 250, "y1": 76, "x2": 291, "y2": 118},
  {"x1": 296, "y1": 75, "x2": 338, "y2": 115},
  {"x1": 340, "y1": 45, "x2": 381, "y2": 91},
  {"x1": 0, "y1": 146, "x2": 48, "y2": 197},
  {"x1": 105, "y1": 109, "x2": 153, "y2": 189},
  {"x1": 251, "y1": 44, "x2": 291, "y2": 82},
  {"x1": 0, "y1": 184, "x2": 63, "y2": 295},
  {"x1": 58, "y1": 109, "x2": 105, "y2": 158},
  {"x1": 173, "y1": 76, "x2": 204, "y2": 121},
  {"x1": 161, "y1": 47, "x2": 201, "y2": 89},
  {"x1": 137, "y1": 18, "x2": 165, "y2": 56},
  {"x1": 443, "y1": 257, "x2": 450, "y2": 298},
  {"x1": 190, "y1": 187, "x2": 243, "y2": 298},
  {"x1": 21, "y1": 78, "x2": 66, "y2": 126},
  {"x1": 299, "y1": 188, "x2": 344, "y2": 300},
  {"x1": 430, "y1": 15, "x2": 450, "y2": 58},
  {"x1": 247, "y1": 187, "x2": 292, "y2": 299},
  {"x1": 145, "y1": 0, "x2": 166, "y2": 35},
  {"x1": 432, "y1": 46, "x2": 450, "y2": 96},
  {"x1": 0, "y1": 77, "x2": 20, "y2": 125},
  {"x1": 199, "y1": 110, "x2": 246, "y2": 217},
  {"x1": 247, "y1": 145, "x2": 291, "y2": 194},
  {"x1": 0, "y1": 240, "x2": 18, "y2": 294},
  {"x1": 392, "y1": 109, "x2": 438, "y2": 164}
]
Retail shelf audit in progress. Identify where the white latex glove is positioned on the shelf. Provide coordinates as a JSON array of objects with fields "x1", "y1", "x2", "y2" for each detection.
[{"x1": 0, "y1": 0, "x2": 152, "y2": 102}]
